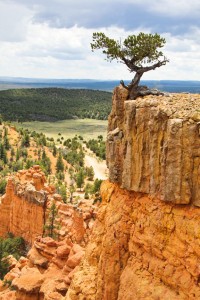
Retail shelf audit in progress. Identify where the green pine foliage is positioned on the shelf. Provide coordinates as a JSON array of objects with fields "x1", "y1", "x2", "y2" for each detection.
[
  {"x1": 0, "y1": 234, "x2": 26, "y2": 280},
  {"x1": 0, "y1": 88, "x2": 111, "y2": 122},
  {"x1": 44, "y1": 202, "x2": 60, "y2": 240},
  {"x1": 86, "y1": 137, "x2": 106, "y2": 160},
  {"x1": 0, "y1": 178, "x2": 7, "y2": 194},
  {"x1": 56, "y1": 152, "x2": 64, "y2": 173},
  {"x1": 76, "y1": 168, "x2": 85, "y2": 191}
]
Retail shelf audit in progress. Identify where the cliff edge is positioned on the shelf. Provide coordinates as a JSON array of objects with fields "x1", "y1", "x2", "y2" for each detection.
[
  {"x1": 107, "y1": 86, "x2": 200, "y2": 205},
  {"x1": 67, "y1": 86, "x2": 200, "y2": 300}
]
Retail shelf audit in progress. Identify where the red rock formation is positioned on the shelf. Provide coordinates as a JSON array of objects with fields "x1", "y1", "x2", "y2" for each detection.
[
  {"x1": 1, "y1": 87, "x2": 200, "y2": 300},
  {"x1": 67, "y1": 181, "x2": 200, "y2": 299},
  {"x1": 0, "y1": 166, "x2": 47, "y2": 244},
  {"x1": 66, "y1": 88, "x2": 200, "y2": 299},
  {"x1": 0, "y1": 167, "x2": 97, "y2": 299},
  {"x1": 0, "y1": 166, "x2": 97, "y2": 245},
  {"x1": 0, "y1": 237, "x2": 85, "y2": 300},
  {"x1": 107, "y1": 86, "x2": 200, "y2": 205}
]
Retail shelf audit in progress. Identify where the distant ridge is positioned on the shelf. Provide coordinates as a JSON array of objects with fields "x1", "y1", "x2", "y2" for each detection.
[{"x1": 0, "y1": 77, "x2": 200, "y2": 93}]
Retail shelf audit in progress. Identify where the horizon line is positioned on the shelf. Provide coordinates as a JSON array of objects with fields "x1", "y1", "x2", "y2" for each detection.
[{"x1": 0, "y1": 76, "x2": 200, "y2": 82}]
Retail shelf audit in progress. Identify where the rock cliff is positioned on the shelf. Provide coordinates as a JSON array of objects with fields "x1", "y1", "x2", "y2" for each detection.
[
  {"x1": 67, "y1": 86, "x2": 200, "y2": 299},
  {"x1": 0, "y1": 87, "x2": 199, "y2": 300},
  {"x1": 0, "y1": 166, "x2": 97, "y2": 299},
  {"x1": 107, "y1": 86, "x2": 200, "y2": 205},
  {"x1": 0, "y1": 166, "x2": 47, "y2": 244},
  {"x1": 0, "y1": 237, "x2": 85, "y2": 300}
]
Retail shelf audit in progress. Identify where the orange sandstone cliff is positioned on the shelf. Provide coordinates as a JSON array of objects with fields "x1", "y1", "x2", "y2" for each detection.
[
  {"x1": 0, "y1": 87, "x2": 200, "y2": 300},
  {"x1": 0, "y1": 166, "x2": 97, "y2": 300},
  {"x1": 66, "y1": 86, "x2": 200, "y2": 299},
  {"x1": 0, "y1": 166, "x2": 47, "y2": 244}
]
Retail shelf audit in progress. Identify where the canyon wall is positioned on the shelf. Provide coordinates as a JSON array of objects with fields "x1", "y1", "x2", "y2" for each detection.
[
  {"x1": 0, "y1": 87, "x2": 199, "y2": 300},
  {"x1": 67, "y1": 181, "x2": 200, "y2": 300},
  {"x1": 107, "y1": 86, "x2": 200, "y2": 205},
  {"x1": 0, "y1": 166, "x2": 97, "y2": 300},
  {"x1": 0, "y1": 166, "x2": 47, "y2": 244},
  {"x1": 67, "y1": 86, "x2": 200, "y2": 299}
]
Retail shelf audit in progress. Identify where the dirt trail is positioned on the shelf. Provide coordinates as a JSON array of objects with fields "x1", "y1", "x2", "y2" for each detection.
[{"x1": 84, "y1": 148, "x2": 108, "y2": 180}]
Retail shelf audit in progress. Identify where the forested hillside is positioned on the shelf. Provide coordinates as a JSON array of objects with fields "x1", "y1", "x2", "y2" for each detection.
[{"x1": 0, "y1": 88, "x2": 112, "y2": 121}]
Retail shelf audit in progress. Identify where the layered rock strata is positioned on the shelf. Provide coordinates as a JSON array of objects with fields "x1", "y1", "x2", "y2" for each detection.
[
  {"x1": 0, "y1": 167, "x2": 97, "y2": 299},
  {"x1": 0, "y1": 166, "x2": 97, "y2": 245},
  {"x1": 67, "y1": 181, "x2": 200, "y2": 300},
  {"x1": 107, "y1": 86, "x2": 200, "y2": 205},
  {"x1": 67, "y1": 87, "x2": 200, "y2": 299},
  {"x1": 0, "y1": 166, "x2": 47, "y2": 243}
]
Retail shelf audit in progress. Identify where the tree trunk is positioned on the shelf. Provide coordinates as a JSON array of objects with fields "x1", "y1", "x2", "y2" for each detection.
[
  {"x1": 128, "y1": 71, "x2": 143, "y2": 99},
  {"x1": 120, "y1": 69, "x2": 164, "y2": 100},
  {"x1": 129, "y1": 71, "x2": 143, "y2": 89}
]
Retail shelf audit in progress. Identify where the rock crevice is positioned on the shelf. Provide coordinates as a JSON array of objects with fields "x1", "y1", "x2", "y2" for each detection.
[{"x1": 107, "y1": 86, "x2": 200, "y2": 205}]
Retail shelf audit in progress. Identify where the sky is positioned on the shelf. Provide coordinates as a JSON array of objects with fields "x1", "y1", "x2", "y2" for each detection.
[{"x1": 0, "y1": 0, "x2": 200, "y2": 81}]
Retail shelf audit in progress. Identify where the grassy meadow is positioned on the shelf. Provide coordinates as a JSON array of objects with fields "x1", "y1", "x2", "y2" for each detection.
[{"x1": 14, "y1": 119, "x2": 108, "y2": 141}]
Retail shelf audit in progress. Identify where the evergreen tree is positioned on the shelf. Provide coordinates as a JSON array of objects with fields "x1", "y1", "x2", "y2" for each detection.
[
  {"x1": 53, "y1": 144, "x2": 57, "y2": 157},
  {"x1": 92, "y1": 178, "x2": 103, "y2": 193},
  {"x1": 21, "y1": 132, "x2": 30, "y2": 147},
  {"x1": 57, "y1": 184, "x2": 67, "y2": 203},
  {"x1": 69, "y1": 183, "x2": 76, "y2": 203},
  {"x1": 0, "y1": 179, "x2": 7, "y2": 194},
  {"x1": 3, "y1": 135, "x2": 10, "y2": 150},
  {"x1": 0, "y1": 235, "x2": 26, "y2": 279},
  {"x1": 86, "y1": 166, "x2": 95, "y2": 181},
  {"x1": 0, "y1": 143, "x2": 7, "y2": 164},
  {"x1": 10, "y1": 147, "x2": 15, "y2": 157},
  {"x1": 42, "y1": 149, "x2": 47, "y2": 160},
  {"x1": 16, "y1": 148, "x2": 20, "y2": 161},
  {"x1": 44, "y1": 202, "x2": 60, "y2": 239},
  {"x1": 91, "y1": 32, "x2": 168, "y2": 99},
  {"x1": 76, "y1": 168, "x2": 85, "y2": 191},
  {"x1": 56, "y1": 152, "x2": 64, "y2": 173}
]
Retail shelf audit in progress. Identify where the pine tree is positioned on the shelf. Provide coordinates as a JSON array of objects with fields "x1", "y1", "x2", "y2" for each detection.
[
  {"x1": 76, "y1": 168, "x2": 85, "y2": 191},
  {"x1": 87, "y1": 166, "x2": 95, "y2": 181},
  {"x1": 44, "y1": 202, "x2": 60, "y2": 239},
  {"x1": 3, "y1": 135, "x2": 10, "y2": 150},
  {"x1": 0, "y1": 143, "x2": 7, "y2": 164},
  {"x1": 21, "y1": 132, "x2": 30, "y2": 147},
  {"x1": 16, "y1": 148, "x2": 20, "y2": 161},
  {"x1": 53, "y1": 144, "x2": 57, "y2": 157},
  {"x1": 56, "y1": 152, "x2": 64, "y2": 173},
  {"x1": 91, "y1": 32, "x2": 168, "y2": 99}
]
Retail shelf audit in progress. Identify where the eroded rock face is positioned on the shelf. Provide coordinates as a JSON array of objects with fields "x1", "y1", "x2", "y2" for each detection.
[
  {"x1": 67, "y1": 181, "x2": 200, "y2": 300},
  {"x1": 0, "y1": 166, "x2": 47, "y2": 243},
  {"x1": 0, "y1": 166, "x2": 97, "y2": 300},
  {"x1": 0, "y1": 166, "x2": 97, "y2": 245},
  {"x1": 0, "y1": 237, "x2": 85, "y2": 300},
  {"x1": 66, "y1": 88, "x2": 200, "y2": 299},
  {"x1": 107, "y1": 86, "x2": 200, "y2": 205}
]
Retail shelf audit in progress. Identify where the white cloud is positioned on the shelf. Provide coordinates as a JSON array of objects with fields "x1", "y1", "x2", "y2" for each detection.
[
  {"x1": 0, "y1": 1, "x2": 33, "y2": 42},
  {"x1": 0, "y1": 0, "x2": 199, "y2": 80}
]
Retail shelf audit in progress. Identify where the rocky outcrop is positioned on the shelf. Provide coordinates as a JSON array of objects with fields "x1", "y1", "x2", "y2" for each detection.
[
  {"x1": 0, "y1": 166, "x2": 97, "y2": 300},
  {"x1": 107, "y1": 86, "x2": 200, "y2": 205},
  {"x1": 0, "y1": 166, "x2": 97, "y2": 245},
  {"x1": 67, "y1": 181, "x2": 200, "y2": 300},
  {"x1": 67, "y1": 87, "x2": 200, "y2": 299},
  {"x1": 1, "y1": 87, "x2": 200, "y2": 300},
  {"x1": 0, "y1": 237, "x2": 85, "y2": 300},
  {"x1": 0, "y1": 166, "x2": 48, "y2": 244}
]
